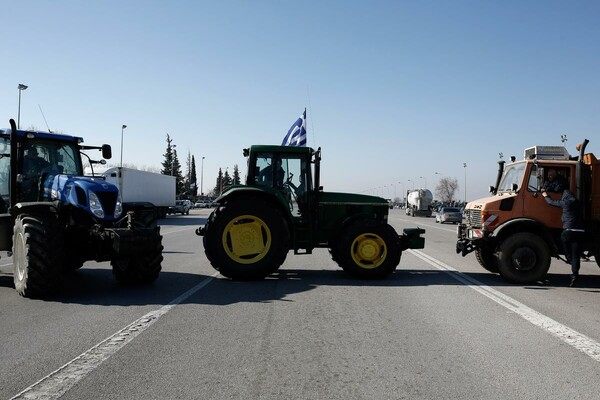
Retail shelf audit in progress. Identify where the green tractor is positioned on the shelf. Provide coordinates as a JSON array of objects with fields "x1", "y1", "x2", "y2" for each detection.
[{"x1": 196, "y1": 145, "x2": 425, "y2": 279}]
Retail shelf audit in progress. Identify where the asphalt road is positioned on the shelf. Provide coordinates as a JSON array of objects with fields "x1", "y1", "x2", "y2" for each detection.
[{"x1": 1, "y1": 208, "x2": 600, "y2": 399}]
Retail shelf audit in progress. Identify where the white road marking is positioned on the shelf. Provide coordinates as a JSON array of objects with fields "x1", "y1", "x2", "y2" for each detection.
[
  {"x1": 410, "y1": 249, "x2": 600, "y2": 362},
  {"x1": 10, "y1": 273, "x2": 218, "y2": 400}
]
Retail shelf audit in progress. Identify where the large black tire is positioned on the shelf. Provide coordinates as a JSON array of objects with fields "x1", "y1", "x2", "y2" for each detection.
[
  {"x1": 475, "y1": 247, "x2": 499, "y2": 273},
  {"x1": 334, "y1": 221, "x2": 401, "y2": 279},
  {"x1": 111, "y1": 236, "x2": 163, "y2": 284},
  {"x1": 203, "y1": 199, "x2": 289, "y2": 280},
  {"x1": 497, "y1": 232, "x2": 550, "y2": 283},
  {"x1": 12, "y1": 213, "x2": 64, "y2": 297},
  {"x1": 110, "y1": 238, "x2": 163, "y2": 285}
]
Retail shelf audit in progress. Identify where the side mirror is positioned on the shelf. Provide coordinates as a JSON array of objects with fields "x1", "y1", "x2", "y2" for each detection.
[
  {"x1": 102, "y1": 144, "x2": 112, "y2": 160},
  {"x1": 488, "y1": 185, "x2": 495, "y2": 193},
  {"x1": 511, "y1": 183, "x2": 519, "y2": 192}
]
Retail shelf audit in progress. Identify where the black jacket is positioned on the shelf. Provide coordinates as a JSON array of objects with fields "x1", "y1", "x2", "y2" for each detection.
[{"x1": 544, "y1": 190, "x2": 584, "y2": 230}]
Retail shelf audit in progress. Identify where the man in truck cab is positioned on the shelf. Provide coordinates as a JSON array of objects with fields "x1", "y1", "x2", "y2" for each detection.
[
  {"x1": 542, "y1": 187, "x2": 585, "y2": 287},
  {"x1": 543, "y1": 168, "x2": 567, "y2": 192}
]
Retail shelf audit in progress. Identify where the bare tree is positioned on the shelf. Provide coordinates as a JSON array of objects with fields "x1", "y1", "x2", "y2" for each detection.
[{"x1": 435, "y1": 177, "x2": 459, "y2": 203}]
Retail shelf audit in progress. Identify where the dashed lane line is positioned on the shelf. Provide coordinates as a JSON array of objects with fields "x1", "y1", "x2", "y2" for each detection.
[
  {"x1": 10, "y1": 273, "x2": 218, "y2": 400},
  {"x1": 410, "y1": 249, "x2": 600, "y2": 363}
]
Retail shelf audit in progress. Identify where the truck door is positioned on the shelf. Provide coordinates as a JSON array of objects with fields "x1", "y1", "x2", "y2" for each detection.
[{"x1": 524, "y1": 164, "x2": 565, "y2": 230}]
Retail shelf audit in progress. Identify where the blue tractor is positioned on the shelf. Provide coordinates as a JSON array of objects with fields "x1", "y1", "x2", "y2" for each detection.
[{"x1": 0, "y1": 119, "x2": 163, "y2": 297}]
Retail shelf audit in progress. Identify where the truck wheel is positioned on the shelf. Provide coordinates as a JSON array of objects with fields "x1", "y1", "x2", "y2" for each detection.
[
  {"x1": 203, "y1": 199, "x2": 289, "y2": 280},
  {"x1": 111, "y1": 237, "x2": 163, "y2": 284},
  {"x1": 475, "y1": 247, "x2": 499, "y2": 273},
  {"x1": 497, "y1": 232, "x2": 550, "y2": 283},
  {"x1": 336, "y1": 221, "x2": 401, "y2": 279},
  {"x1": 12, "y1": 213, "x2": 64, "y2": 297}
]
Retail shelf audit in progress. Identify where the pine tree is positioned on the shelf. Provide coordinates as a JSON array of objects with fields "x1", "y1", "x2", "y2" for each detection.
[
  {"x1": 213, "y1": 168, "x2": 224, "y2": 195},
  {"x1": 190, "y1": 155, "x2": 197, "y2": 197},
  {"x1": 161, "y1": 134, "x2": 176, "y2": 176},
  {"x1": 233, "y1": 164, "x2": 241, "y2": 185},
  {"x1": 172, "y1": 149, "x2": 184, "y2": 194}
]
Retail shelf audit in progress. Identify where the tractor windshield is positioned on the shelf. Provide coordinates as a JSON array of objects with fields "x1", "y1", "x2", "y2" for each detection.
[{"x1": 26, "y1": 139, "x2": 82, "y2": 176}]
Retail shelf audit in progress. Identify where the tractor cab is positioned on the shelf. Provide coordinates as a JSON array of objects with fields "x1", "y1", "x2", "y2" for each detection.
[{"x1": 244, "y1": 145, "x2": 316, "y2": 218}]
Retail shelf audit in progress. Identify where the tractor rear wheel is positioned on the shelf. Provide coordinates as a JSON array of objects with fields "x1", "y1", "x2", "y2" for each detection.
[
  {"x1": 335, "y1": 221, "x2": 401, "y2": 279},
  {"x1": 203, "y1": 199, "x2": 289, "y2": 280},
  {"x1": 497, "y1": 232, "x2": 550, "y2": 283},
  {"x1": 12, "y1": 213, "x2": 64, "y2": 297}
]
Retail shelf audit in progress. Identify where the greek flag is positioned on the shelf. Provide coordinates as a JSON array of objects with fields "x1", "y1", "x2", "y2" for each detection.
[{"x1": 281, "y1": 109, "x2": 307, "y2": 146}]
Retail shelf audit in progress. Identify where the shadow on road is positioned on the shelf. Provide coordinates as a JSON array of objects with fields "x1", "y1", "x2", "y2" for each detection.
[{"x1": 2, "y1": 265, "x2": 599, "y2": 306}]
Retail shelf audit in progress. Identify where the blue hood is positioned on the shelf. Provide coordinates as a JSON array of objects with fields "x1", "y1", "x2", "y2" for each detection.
[{"x1": 42, "y1": 174, "x2": 122, "y2": 221}]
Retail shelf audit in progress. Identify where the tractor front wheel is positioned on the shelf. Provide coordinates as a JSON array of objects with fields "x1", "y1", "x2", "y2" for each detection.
[
  {"x1": 335, "y1": 221, "x2": 401, "y2": 279},
  {"x1": 12, "y1": 213, "x2": 64, "y2": 297},
  {"x1": 203, "y1": 199, "x2": 289, "y2": 280}
]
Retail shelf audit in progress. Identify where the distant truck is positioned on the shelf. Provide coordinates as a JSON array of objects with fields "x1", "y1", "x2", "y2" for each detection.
[
  {"x1": 405, "y1": 189, "x2": 433, "y2": 217},
  {"x1": 101, "y1": 167, "x2": 176, "y2": 219},
  {"x1": 456, "y1": 140, "x2": 600, "y2": 283}
]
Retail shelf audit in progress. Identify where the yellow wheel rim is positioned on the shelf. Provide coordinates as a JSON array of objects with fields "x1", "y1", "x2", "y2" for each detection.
[
  {"x1": 351, "y1": 233, "x2": 387, "y2": 269},
  {"x1": 222, "y1": 214, "x2": 272, "y2": 264}
]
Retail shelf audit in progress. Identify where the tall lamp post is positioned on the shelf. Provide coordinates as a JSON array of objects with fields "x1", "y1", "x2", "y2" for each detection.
[
  {"x1": 408, "y1": 179, "x2": 414, "y2": 190},
  {"x1": 463, "y1": 163, "x2": 467, "y2": 204},
  {"x1": 200, "y1": 156, "x2": 205, "y2": 196},
  {"x1": 419, "y1": 176, "x2": 427, "y2": 189},
  {"x1": 17, "y1": 84, "x2": 28, "y2": 129},
  {"x1": 120, "y1": 125, "x2": 127, "y2": 167}
]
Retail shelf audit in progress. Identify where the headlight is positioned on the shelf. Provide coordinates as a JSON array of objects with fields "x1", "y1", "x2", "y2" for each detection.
[
  {"x1": 114, "y1": 194, "x2": 123, "y2": 219},
  {"x1": 89, "y1": 191, "x2": 104, "y2": 218}
]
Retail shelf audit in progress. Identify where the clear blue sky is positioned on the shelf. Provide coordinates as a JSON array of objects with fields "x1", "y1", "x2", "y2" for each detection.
[{"x1": 2, "y1": 0, "x2": 599, "y2": 200}]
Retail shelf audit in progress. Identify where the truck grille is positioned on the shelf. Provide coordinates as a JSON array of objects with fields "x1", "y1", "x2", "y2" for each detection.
[{"x1": 464, "y1": 209, "x2": 482, "y2": 228}]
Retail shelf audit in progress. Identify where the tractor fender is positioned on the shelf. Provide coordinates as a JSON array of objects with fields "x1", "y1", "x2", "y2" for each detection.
[
  {"x1": 329, "y1": 212, "x2": 378, "y2": 249},
  {"x1": 10, "y1": 201, "x2": 60, "y2": 218},
  {"x1": 2, "y1": 202, "x2": 61, "y2": 252},
  {"x1": 491, "y1": 217, "x2": 558, "y2": 255},
  {"x1": 217, "y1": 187, "x2": 294, "y2": 227}
]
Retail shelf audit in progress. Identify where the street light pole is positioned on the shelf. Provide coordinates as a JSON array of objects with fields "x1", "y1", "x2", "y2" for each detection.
[
  {"x1": 419, "y1": 176, "x2": 427, "y2": 189},
  {"x1": 408, "y1": 179, "x2": 414, "y2": 190},
  {"x1": 200, "y1": 156, "x2": 205, "y2": 196},
  {"x1": 120, "y1": 125, "x2": 127, "y2": 167},
  {"x1": 17, "y1": 84, "x2": 28, "y2": 129},
  {"x1": 463, "y1": 163, "x2": 467, "y2": 204}
]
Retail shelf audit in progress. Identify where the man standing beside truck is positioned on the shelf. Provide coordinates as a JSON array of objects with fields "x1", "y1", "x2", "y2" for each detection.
[{"x1": 542, "y1": 187, "x2": 585, "y2": 287}]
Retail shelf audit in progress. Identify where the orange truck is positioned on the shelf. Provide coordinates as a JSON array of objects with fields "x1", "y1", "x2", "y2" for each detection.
[{"x1": 456, "y1": 139, "x2": 600, "y2": 283}]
